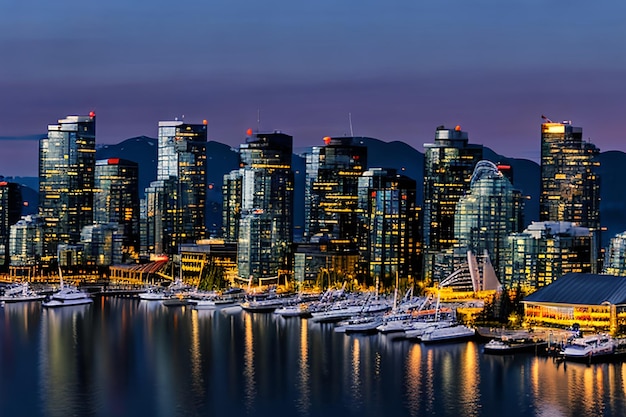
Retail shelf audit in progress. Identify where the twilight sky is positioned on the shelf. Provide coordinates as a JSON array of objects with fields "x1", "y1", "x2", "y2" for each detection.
[{"x1": 1, "y1": 0, "x2": 626, "y2": 177}]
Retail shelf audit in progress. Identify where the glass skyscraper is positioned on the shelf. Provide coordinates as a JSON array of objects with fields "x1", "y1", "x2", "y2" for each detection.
[
  {"x1": 235, "y1": 131, "x2": 294, "y2": 280},
  {"x1": 454, "y1": 161, "x2": 524, "y2": 281},
  {"x1": 357, "y1": 168, "x2": 420, "y2": 288},
  {"x1": 422, "y1": 126, "x2": 483, "y2": 282},
  {"x1": 304, "y1": 136, "x2": 368, "y2": 251},
  {"x1": 145, "y1": 120, "x2": 207, "y2": 255},
  {"x1": 540, "y1": 120, "x2": 600, "y2": 230},
  {"x1": 39, "y1": 113, "x2": 96, "y2": 263},
  {"x1": 94, "y1": 158, "x2": 140, "y2": 258}
]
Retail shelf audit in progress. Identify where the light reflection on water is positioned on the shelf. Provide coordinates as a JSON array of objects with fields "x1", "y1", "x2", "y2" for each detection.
[{"x1": 2, "y1": 299, "x2": 626, "y2": 416}]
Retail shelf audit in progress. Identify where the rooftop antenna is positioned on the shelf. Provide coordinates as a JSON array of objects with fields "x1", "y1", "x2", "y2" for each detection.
[
  {"x1": 257, "y1": 108, "x2": 261, "y2": 133},
  {"x1": 349, "y1": 113, "x2": 354, "y2": 137},
  {"x1": 540, "y1": 114, "x2": 553, "y2": 123}
]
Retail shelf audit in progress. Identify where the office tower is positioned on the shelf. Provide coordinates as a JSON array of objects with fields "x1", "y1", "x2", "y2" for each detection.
[
  {"x1": 422, "y1": 125, "x2": 483, "y2": 281},
  {"x1": 39, "y1": 113, "x2": 96, "y2": 263},
  {"x1": 540, "y1": 119, "x2": 600, "y2": 230},
  {"x1": 0, "y1": 181, "x2": 22, "y2": 267},
  {"x1": 236, "y1": 131, "x2": 294, "y2": 280},
  {"x1": 94, "y1": 158, "x2": 140, "y2": 258},
  {"x1": 222, "y1": 170, "x2": 242, "y2": 242},
  {"x1": 357, "y1": 168, "x2": 420, "y2": 288},
  {"x1": 141, "y1": 178, "x2": 177, "y2": 256},
  {"x1": 146, "y1": 120, "x2": 207, "y2": 255},
  {"x1": 80, "y1": 223, "x2": 124, "y2": 266},
  {"x1": 9, "y1": 215, "x2": 44, "y2": 269},
  {"x1": 504, "y1": 221, "x2": 594, "y2": 288},
  {"x1": 454, "y1": 161, "x2": 524, "y2": 280},
  {"x1": 304, "y1": 136, "x2": 368, "y2": 250}
]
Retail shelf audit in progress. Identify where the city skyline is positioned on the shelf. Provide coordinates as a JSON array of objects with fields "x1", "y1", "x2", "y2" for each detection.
[{"x1": 2, "y1": 1, "x2": 626, "y2": 176}]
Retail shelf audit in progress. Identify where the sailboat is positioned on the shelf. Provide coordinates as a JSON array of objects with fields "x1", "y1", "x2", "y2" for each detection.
[{"x1": 42, "y1": 268, "x2": 93, "y2": 308}]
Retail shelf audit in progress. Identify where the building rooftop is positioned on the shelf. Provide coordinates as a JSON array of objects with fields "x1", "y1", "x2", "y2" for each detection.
[{"x1": 523, "y1": 273, "x2": 626, "y2": 306}]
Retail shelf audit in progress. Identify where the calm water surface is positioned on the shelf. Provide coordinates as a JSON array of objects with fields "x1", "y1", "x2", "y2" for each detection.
[{"x1": 1, "y1": 298, "x2": 625, "y2": 417}]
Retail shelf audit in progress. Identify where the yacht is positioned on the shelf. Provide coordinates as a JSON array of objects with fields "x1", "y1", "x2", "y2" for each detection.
[
  {"x1": 420, "y1": 324, "x2": 475, "y2": 343},
  {"x1": 561, "y1": 333, "x2": 618, "y2": 362},
  {"x1": 483, "y1": 333, "x2": 548, "y2": 355},
  {"x1": 42, "y1": 286, "x2": 93, "y2": 308},
  {"x1": 42, "y1": 268, "x2": 93, "y2": 308}
]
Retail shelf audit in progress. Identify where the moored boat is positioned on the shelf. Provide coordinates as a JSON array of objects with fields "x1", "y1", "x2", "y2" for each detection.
[
  {"x1": 483, "y1": 334, "x2": 548, "y2": 355},
  {"x1": 42, "y1": 286, "x2": 93, "y2": 308},
  {"x1": 420, "y1": 324, "x2": 475, "y2": 344},
  {"x1": 561, "y1": 333, "x2": 618, "y2": 362},
  {"x1": 0, "y1": 282, "x2": 46, "y2": 303}
]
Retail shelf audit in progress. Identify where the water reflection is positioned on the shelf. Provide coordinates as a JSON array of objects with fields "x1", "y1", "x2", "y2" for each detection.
[
  {"x1": 5, "y1": 300, "x2": 626, "y2": 417},
  {"x1": 39, "y1": 304, "x2": 94, "y2": 417}
]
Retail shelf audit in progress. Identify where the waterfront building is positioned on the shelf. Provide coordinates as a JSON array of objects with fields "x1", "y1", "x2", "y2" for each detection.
[
  {"x1": 0, "y1": 180, "x2": 22, "y2": 268},
  {"x1": 179, "y1": 240, "x2": 238, "y2": 288},
  {"x1": 357, "y1": 168, "x2": 420, "y2": 288},
  {"x1": 304, "y1": 136, "x2": 368, "y2": 251},
  {"x1": 39, "y1": 113, "x2": 96, "y2": 264},
  {"x1": 94, "y1": 158, "x2": 139, "y2": 259},
  {"x1": 9, "y1": 215, "x2": 44, "y2": 277},
  {"x1": 422, "y1": 125, "x2": 483, "y2": 282},
  {"x1": 522, "y1": 273, "x2": 626, "y2": 333},
  {"x1": 80, "y1": 223, "x2": 124, "y2": 267},
  {"x1": 540, "y1": 119, "x2": 600, "y2": 233},
  {"x1": 235, "y1": 131, "x2": 294, "y2": 281},
  {"x1": 504, "y1": 221, "x2": 595, "y2": 289},
  {"x1": 153, "y1": 120, "x2": 208, "y2": 254},
  {"x1": 141, "y1": 178, "x2": 177, "y2": 256},
  {"x1": 604, "y1": 232, "x2": 626, "y2": 276},
  {"x1": 452, "y1": 161, "x2": 524, "y2": 281}
]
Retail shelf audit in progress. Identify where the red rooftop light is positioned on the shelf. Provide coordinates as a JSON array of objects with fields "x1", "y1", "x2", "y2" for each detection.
[
  {"x1": 108, "y1": 158, "x2": 120, "y2": 165},
  {"x1": 89, "y1": 111, "x2": 96, "y2": 118}
]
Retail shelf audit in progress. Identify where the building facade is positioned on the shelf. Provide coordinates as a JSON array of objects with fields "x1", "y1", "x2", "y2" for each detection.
[
  {"x1": 0, "y1": 181, "x2": 22, "y2": 268},
  {"x1": 454, "y1": 161, "x2": 524, "y2": 281},
  {"x1": 94, "y1": 158, "x2": 140, "y2": 259},
  {"x1": 143, "y1": 120, "x2": 208, "y2": 255},
  {"x1": 504, "y1": 221, "x2": 595, "y2": 289},
  {"x1": 540, "y1": 120, "x2": 600, "y2": 230},
  {"x1": 422, "y1": 125, "x2": 483, "y2": 282},
  {"x1": 235, "y1": 131, "x2": 294, "y2": 280},
  {"x1": 304, "y1": 136, "x2": 368, "y2": 251},
  {"x1": 357, "y1": 168, "x2": 420, "y2": 288},
  {"x1": 39, "y1": 113, "x2": 96, "y2": 264},
  {"x1": 604, "y1": 232, "x2": 626, "y2": 276}
]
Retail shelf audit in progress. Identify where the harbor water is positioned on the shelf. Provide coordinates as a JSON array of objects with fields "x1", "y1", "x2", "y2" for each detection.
[{"x1": 1, "y1": 298, "x2": 626, "y2": 417}]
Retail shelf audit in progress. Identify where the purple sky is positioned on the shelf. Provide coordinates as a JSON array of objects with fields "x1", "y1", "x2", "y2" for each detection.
[{"x1": 2, "y1": 0, "x2": 626, "y2": 177}]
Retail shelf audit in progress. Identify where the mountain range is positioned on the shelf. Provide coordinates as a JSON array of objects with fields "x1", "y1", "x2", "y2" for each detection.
[{"x1": 6, "y1": 136, "x2": 625, "y2": 247}]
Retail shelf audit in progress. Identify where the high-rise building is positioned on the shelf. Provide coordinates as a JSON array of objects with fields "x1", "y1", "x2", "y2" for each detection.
[
  {"x1": 94, "y1": 158, "x2": 139, "y2": 258},
  {"x1": 235, "y1": 131, "x2": 294, "y2": 280},
  {"x1": 9, "y1": 215, "x2": 44, "y2": 267},
  {"x1": 141, "y1": 178, "x2": 177, "y2": 256},
  {"x1": 454, "y1": 161, "x2": 524, "y2": 280},
  {"x1": 357, "y1": 168, "x2": 420, "y2": 288},
  {"x1": 304, "y1": 136, "x2": 368, "y2": 250},
  {"x1": 0, "y1": 181, "x2": 22, "y2": 268},
  {"x1": 222, "y1": 170, "x2": 242, "y2": 242},
  {"x1": 504, "y1": 221, "x2": 595, "y2": 289},
  {"x1": 422, "y1": 125, "x2": 483, "y2": 281},
  {"x1": 39, "y1": 113, "x2": 96, "y2": 263},
  {"x1": 145, "y1": 120, "x2": 207, "y2": 255},
  {"x1": 540, "y1": 120, "x2": 600, "y2": 230}
]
